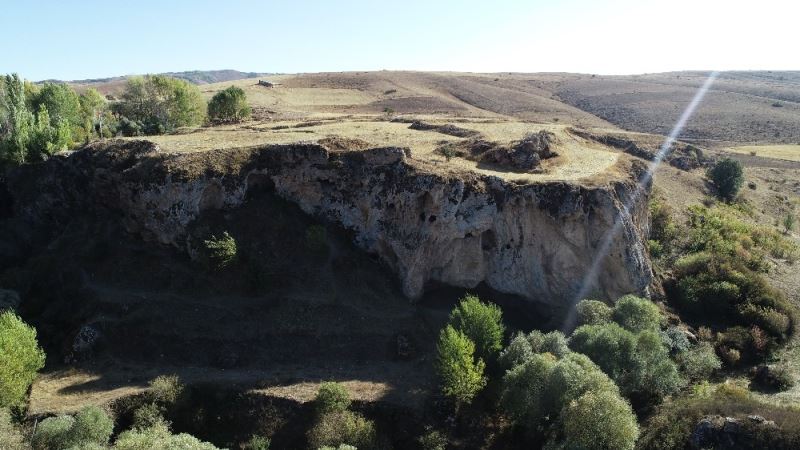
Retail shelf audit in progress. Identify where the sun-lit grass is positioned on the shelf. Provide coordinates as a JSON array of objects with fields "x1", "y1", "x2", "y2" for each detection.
[{"x1": 728, "y1": 144, "x2": 800, "y2": 162}]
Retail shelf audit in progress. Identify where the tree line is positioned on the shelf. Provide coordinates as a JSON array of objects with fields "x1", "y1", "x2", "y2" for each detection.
[{"x1": 0, "y1": 73, "x2": 251, "y2": 169}]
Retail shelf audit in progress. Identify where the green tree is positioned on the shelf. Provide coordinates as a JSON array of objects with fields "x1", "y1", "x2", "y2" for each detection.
[
  {"x1": 0, "y1": 74, "x2": 33, "y2": 166},
  {"x1": 576, "y1": 299, "x2": 613, "y2": 326},
  {"x1": 708, "y1": 158, "x2": 744, "y2": 201},
  {"x1": 307, "y1": 410, "x2": 378, "y2": 450},
  {"x1": 79, "y1": 88, "x2": 108, "y2": 137},
  {"x1": 499, "y1": 352, "x2": 556, "y2": 423},
  {"x1": 448, "y1": 295, "x2": 505, "y2": 361},
  {"x1": 113, "y1": 422, "x2": 220, "y2": 450},
  {"x1": 118, "y1": 75, "x2": 206, "y2": 134},
  {"x1": 0, "y1": 311, "x2": 46, "y2": 408},
  {"x1": 556, "y1": 389, "x2": 639, "y2": 450},
  {"x1": 315, "y1": 382, "x2": 351, "y2": 415},
  {"x1": 436, "y1": 325, "x2": 486, "y2": 407},
  {"x1": 612, "y1": 295, "x2": 662, "y2": 332},
  {"x1": 208, "y1": 86, "x2": 251, "y2": 123}
]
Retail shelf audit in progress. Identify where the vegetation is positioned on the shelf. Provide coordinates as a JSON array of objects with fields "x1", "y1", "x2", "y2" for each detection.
[
  {"x1": 448, "y1": 294, "x2": 505, "y2": 361},
  {"x1": 208, "y1": 86, "x2": 251, "y2": 123},
  {"x1": 32, "y1": 406, "x2": 114, "y2": 449},
  {"x1": 203, "y1": 232, "x2": 238, "y2": 270},
  {"x1": 0, "y1": 408, "x2": 26, "y2": 450},
  {"x1": 708, "y1": 158, "x2": 744, "y2": 201},
  {"x1": 436, "y1": 325, "x2": 486, "y2": 407},
  {"x1": 0, "y1": 310, "x2": 46, "y2": 408},
  {"x1": 116, "y1": 75, "x2": 206, "y2": 134},
  {"x1": 575, "y1": 299, "x2": 612, "y2": 326},
  {"x1": 315, "y1": 381, "x2": 351, "y2": 415},
  {"x1": 307, "y1": 384, "x2": 379, "y2": 450},
  {"x1": 114, "y1": 421, "x2": 220, "y2": 450}
]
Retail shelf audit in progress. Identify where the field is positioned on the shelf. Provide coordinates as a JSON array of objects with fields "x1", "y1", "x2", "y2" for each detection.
[{"x1": 727, "y1": 144, "x2": 800, "y2": 162}]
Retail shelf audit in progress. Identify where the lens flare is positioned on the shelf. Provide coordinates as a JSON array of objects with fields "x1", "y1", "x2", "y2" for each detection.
[{"x1": 561, "y1": 71, "x2": 720, "y2": 332}]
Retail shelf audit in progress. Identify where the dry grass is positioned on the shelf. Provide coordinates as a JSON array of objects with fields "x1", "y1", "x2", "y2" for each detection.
[{"x1": 727, "y1": 145, "x2": 800, "y2": 162}]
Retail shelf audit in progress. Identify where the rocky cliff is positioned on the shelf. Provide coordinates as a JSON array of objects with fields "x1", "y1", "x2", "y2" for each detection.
[{"x1": 1, "y1": 140, "x2": 653, "y2": 303}]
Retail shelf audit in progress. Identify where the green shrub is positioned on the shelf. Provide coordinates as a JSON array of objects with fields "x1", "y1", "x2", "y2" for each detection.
[
  {"x1": 319, "y1": 446, "x2": 358, "y2": 450},
  {"x1": 499, "y1": 353, "x2": 556, "y2": 423},
  {"x1": 417, "y1": 428, "x2": 447, "y2": 450},
  {"x1": 33, "y1": 414, "x2": 76, "y2": 450},
  {"x1": 750, "y1": 364, "x2": 795, "y2": 392},
  {"x1": 116, "y1": 75, "x2": 206, "y2": 134},
  {"x1": 647, "y1": 239, "x2": 664, "y2": 257},
  {"x1": 203, "y1": 232, "x2": 238, "y2": 270},
  {"x1": 660, "y1": 326, "x2": 691, "y2": 354},
  {"x1": 148, "y1": 374, "x2": 185, "y2": 406},
  {"x1": 306, "y1": 410, "x2": 378, "y2": 450},
  {"x1": 243, "y1": 434, "x2": 271, "y2": 450},
  {"x1": 0, "y1": 310, "x2": 46, "y2": 408},
  {"x1": 32, "y1": 406, "x2": 113, "y2": 449},
  {"x1": 71, "y1": 406, "x2": 114, "y2": 446},
  {"x1": 497, "y1": 332, "x2": 534, "y2": 371},
  {"x1": 208, "y1": 86, "x2": 251, "y2": 123},
  {"x1": 612, "y1": 295, "x2": 662, "y2": 332},
  {"x1": 448, "y1": 294, "x2": 505, "y2": 361},
  {"x1": 569, "y1": 323, "x2": 684, "y2": 402},
  {"x1": 0, "y1": 408, "x2": 26, "y2": 450},
  {"x1": 575, "y1": 299, "x2": 613, "y2": 326},
  {"x1": 132, "y1": 402, "x2": 166, "y2": 430},
  {"x1": 555, "y1": 389, "x2": 639, "y2": 450},
  {"x1": 315, "y1": 382, "x2": 351, "y2": 415},
  {"x1": 708, "y1": 158, "x2": 744, "y2": 201},
  {"x1": 542, "y1": 352, "x2": 619, "y2": 416},
  {"x1": 436, "y1": 325, "x2": 486, "y2": 406},
  {"x1": 649, "y1": 198, "x2": 679, "y2": 246},
  {"x1": 676, "y1": 342, "x2": 722, "y2": 381},
  {"x1": 113, "y1": 422, "x2": 220, "y2": 450}
]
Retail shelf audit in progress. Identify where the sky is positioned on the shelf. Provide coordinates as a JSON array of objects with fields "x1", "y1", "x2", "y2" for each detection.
[{"x1": 2, "y1": 0, "x2": 797, "y2": 81}]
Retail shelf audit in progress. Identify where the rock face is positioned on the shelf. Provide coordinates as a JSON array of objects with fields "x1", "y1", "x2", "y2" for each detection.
[{"x1": 1, "y1": 140, "x2": 653, "y2": 303}]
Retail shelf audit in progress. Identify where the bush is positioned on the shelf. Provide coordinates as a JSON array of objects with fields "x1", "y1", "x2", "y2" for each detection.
[
  {"x1": 243, "y1": 434, "x2": 271, "y2": 450},
  {"x1": 33, "y1": 415, "x2": 76, "y2": 450},
  {"x1": 418, "y1": 428, "x2": 447, "y2": 450},
  {"x1": 542, "y1": 352, "x2": 619, "y2": 416},
  {"x1": 306, "y1": 410, "x2": 378, "y2": 450},
  {"x1": 208, "y1": 86, "x2": 251, "y2": 123},
  {"x1": 203, "y1": 232, "x2": 238, "y2": 270},
  {"x1": 116, "y1": 75, "x2": 206, "y2": 134},
  {"x1": 32, "y1": 406, "x2": 113, "y2": 449},
  {"x1": 448, "y1": 295, "x2": 505, "y2": 361},
  {"x1": 575, "y1": 299, "x2": 612, "y2": 326},
  {"x1": 315, "y1": 382, "x2": 351, "y2": 415},
  {"x1": 0, "y1": 310, "x2": 46, "y2": 408},
  {"x1": 612, "y1": 295, "x2": 662, "y2": 332},
  {"x1": 499, "y1": 353, "x2": 556, "y2": 423},
  {"x1": 676, "y1": 342, "x2": 722, "y2": 381},
  {"x1": 497, "y1": 332, "x2": 533, "y2": 371},
  {"x1": 132, "y1": 402, "x2": 166, "y2": 430},
  {"x1": 0, "y1": 408, "x2": 26, "y2": 450},
  {"x1": 569, "y1": 323, "x2": 684, "y2": 402},
  {"x1": 650, "y1": 198, "x2": 679, "y2": 247},
  {"x1": 527, "y1": 329, "x2": 569, "y2": 357},
  {"x1": 436, "y1": 325, "x2": 486, "y2": 406},
  {"x1": 660, "y1": 326, "x2": 691, "y2": 354},
  {"x1": 113, "y1": 422, "x2": 220, "y2": 450},
  {"x1": 148, "y1": 374, "x2": 185, "y2": 406},
  {"x1": 555, "y1": 389, "x2": 639, "y2": 450},
  {"x1": 750, "y1": 364, "x2": 795, "y2": 392},
  {"x1": 708, "y1": 158, "x2": 744, "y2": 201}
]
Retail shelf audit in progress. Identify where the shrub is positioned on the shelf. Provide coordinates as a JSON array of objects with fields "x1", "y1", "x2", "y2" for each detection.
[
  {"x1": 750, "y1": 364, "x2": 795, "y2": 392},
  {"x1": 542, "y1": 352, "x2": 619, "y2": 416},
  {"x1": 116, "y1": 75, "x2": 206, "y2": 134},
  {"x1": 529, "y1": 330, "x2": 569, "y2": 357},
  {"x1": 0, "y1": 408, "x2": 26, "y2": 450},
  {"x1": 784, "y1": 212, "x2": 796, "y2": 234},
  {"x1": 660, "y1": 326, "x2": 691, "y2": 354},
  {"x1": 33, "y1": 406, "x2": 113, "y2": 449},
  {"x1": 208, "y1": 86, "x2": 251, "y2": 123},
  {"x1": 650, "y1": 198, "x2": 678, "y2": 247},
  {"x1": 243, "y1": 434, "x2": 271, "y2": 450},
  {"x1": 132, "y1": 402, "x2": 166, "y2": 430},
  {"x1": 499, "y1": 353, "x2": 556, "y2": 423},
  {"x1": 676, "y1": 342, "x2": 722, "y2": 381},
  {"x1": 436, "y1": 325, "x2": 486, "y2": 407},
  {"x1": 569, "y1": 323, "x2": 684, "y2": 402},
  {"x1": 612, "y1": 295, "x2": 662, "y2": 332},
  {"x1": 203, "y1": 232, "x2": 238, "y2": 270},
  {"x1": 315, "y1": 382, "x2": 351, "y2": 415},
  {"x1": 648, "y1": 239, "x2": 664, "y2": 257},
  {"x1": 113, "y1": 422, "x2": 220, "y2": 450},
  {"x1": 418, "y1": 428, "x2": 447, "y2": 450},
  {"x1": 148, "y1": 374, "x2": 185, "y2": 406},
  {"x1": 33, "y1": 415, "x2": 76, "y2": 450},
  {"x1": 575, "y1": 299, "x2": 612, "y2": 326},
  {"x1": 708, "y1": 158, "x2": 744, "y2": 201},
  {"x1": 0, "y1": 310, "x2": 46, "y2": 407},
  {"x1": 71, "y1": 406, "x2": 114, "y2": 446},
  {"x1": 307, "y1": 410, "x2": 378, "y2": 450},
  {"x1": 497, "y1": 332, "x2": 533, "y2": 371},
  {"x1": 448, "y1": 295, "x2": 505, "y2": 361},
  {"x1": 555, "y1": 389, "x2": 639, "y2": 450}
]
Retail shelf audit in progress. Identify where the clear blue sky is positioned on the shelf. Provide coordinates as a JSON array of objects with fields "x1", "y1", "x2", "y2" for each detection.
[{"x1": 2, "y1": 0, "x2": 796, "y2": 81}]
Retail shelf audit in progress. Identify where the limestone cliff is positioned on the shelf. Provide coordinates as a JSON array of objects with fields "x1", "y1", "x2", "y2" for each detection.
[{"x1": 1, "y1": 140, "x2": 653, "y2": 303}]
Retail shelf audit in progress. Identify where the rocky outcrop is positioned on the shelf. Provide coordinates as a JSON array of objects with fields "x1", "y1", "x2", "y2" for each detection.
[{"x1": 2, "y1": 139, "x2": 653, "y2": 303}]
